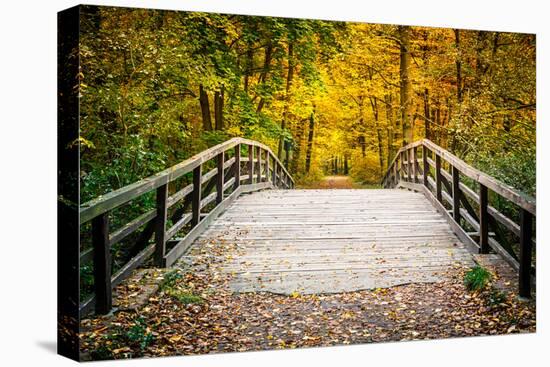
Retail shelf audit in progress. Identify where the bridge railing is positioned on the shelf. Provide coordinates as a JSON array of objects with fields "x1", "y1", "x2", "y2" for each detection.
[
  {"x1": 382, "y1": 139, "x2": 536, "y2": 298},
  {"x1": 79, "y1": 138, "x2": 294, "y2": 315}
]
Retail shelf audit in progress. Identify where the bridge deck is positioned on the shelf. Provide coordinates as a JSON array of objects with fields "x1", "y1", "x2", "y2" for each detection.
[{"x1": 184, "y1": 189, "x2": 474, "y2": 294}]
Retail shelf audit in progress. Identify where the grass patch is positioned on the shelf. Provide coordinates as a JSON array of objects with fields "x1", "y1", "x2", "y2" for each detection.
[
  {"x1": 166, "y1": 289, "x2": 204, "y2": 305},
  {"x1": 487, "y1": 288, "x2": 508, "y2": 307},
  {"x1": 159, "y1": 269, "x2": 183, "y2": 291},
  {"x1": 464, "y1": 265, "x2": 492, "y2": 292}
]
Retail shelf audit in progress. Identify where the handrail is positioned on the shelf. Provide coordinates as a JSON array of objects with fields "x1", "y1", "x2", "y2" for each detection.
[
  {"x1": 80, "y1": 137, "x2": 294, "y2": 224},
  {"x1": 382, "y1": 139, "x2": 536, "y2": 298},
  {"x1": 80, "y1": 138, "x2": 294, "y2": 315}
]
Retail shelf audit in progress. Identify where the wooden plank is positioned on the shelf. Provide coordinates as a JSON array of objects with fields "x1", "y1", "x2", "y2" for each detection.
[
  {"x1": 111, "y1": 244, "x2": 155, "y2": 288},
  {"x1": 223, "y1": 177, "x2": 235, "y2": 192},
  {"x1": 92, "y1": 213, "x2": 112, "y2": 314},
  {"x1": 165, "y1": 213, "x2": 192, "y2": 240},
  {"x1": 200, "y1": 191, "x2": 217, "y2": 209},
  {"x1": 164, "y1": 182, "x2": 274, "y2": 266},
  {"x1": 183, "y1": 187, "x2": 473, "y2": 295},
  {"x1": 109, "y1": 209, "x2": 156, "y2": 246},
  {"x1": 80, "y1": 247, "x2": 94, "y2": 264},
  {"x1": 224, "y1": 156, "x2": 235, "y2": 170},
  {"x1": 154, "y1": 184, "x2": 168, "y2": 267},
  {"x1": 421, "y1": 186, "x2": 480, "y2": 253},
  {"x1": 164, "y1": 186, "x2": 243, "y2": 266},
  {"x1": 166, "y1": 184, "x2": 193, "y2": 208}
]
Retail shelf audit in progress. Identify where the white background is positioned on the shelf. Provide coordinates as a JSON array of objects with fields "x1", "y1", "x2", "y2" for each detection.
[{"x1": 0, "y1": 0, "x2": 547, "y2": 366}]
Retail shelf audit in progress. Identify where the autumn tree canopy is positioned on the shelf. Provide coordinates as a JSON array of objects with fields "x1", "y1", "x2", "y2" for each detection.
[{"x1": 79, "y1": 6, "x2": 536, "y2": 201}]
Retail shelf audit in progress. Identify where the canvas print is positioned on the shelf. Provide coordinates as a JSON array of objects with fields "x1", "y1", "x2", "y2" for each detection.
[{"x1": 57, "y1": 4, "x2": 536, "y2": 361}]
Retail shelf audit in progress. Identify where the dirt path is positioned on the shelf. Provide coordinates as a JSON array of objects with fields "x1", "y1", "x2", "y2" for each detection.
[{"x1": 301, "y1": 175, "x2": 355, "y2": 189}]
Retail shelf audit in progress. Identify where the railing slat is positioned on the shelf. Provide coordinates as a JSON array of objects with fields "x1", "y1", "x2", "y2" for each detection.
[
  {"x1": 234, "y1": 144, "x2": 241, "y2": 190},
  {"x1": 192, "y1": 165, "x2": 202, "y2": 226},
  {"x1": 435, "y1": 154, "x2": 442, "y2": 202},
  {"x1": 109, "y1": 209, "x2": 156, "y2": 246},
  {"x1": 452, "y1": 166, "x2": 461, "y2": 222},
  {"x1": 422, "y1": 145, "x2": 429, "y2": 187},
  {"x1": 216, "y1": 152, "x2": 224, "y2": 204},
  {"x1": 256, "y1": 146, "x2": 262, "y2": 182},
  {"x1": 154, "y1": 184, "x2": 168, "y2": 267},
  {"x1": 248, "y1": 145, "x2": 254, "y2": 184},
  {"x1": 479, "y1": 184, "x2": 489, "y2": 254}
]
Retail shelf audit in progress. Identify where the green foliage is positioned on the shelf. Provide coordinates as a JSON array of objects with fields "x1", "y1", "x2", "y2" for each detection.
[
  {"x1": 166, "y1": 289, "x2": 204, "y2": 305},
  {"x1": 90, "y1": 316, "x2": 154, "y2": 359},
  {"x1": 127, "y1": 317, "x2": 154, "y2": 351},
  {"x1": 487, "y1": 288, "x2": 508, "y2": 307},
  {"x1": 464, "y1": 266, "x2": 492, "y2": 292},
  {"x1": 159, "y1": 269, "x2": 183, "y2": 291}
]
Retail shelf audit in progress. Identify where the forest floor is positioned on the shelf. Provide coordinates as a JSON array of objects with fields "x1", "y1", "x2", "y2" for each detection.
[{"x1": 80, "y1": 238, "x2": 536, "y2": 360}]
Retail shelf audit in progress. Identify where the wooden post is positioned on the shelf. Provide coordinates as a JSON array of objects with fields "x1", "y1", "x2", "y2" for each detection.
[
  {"x1": 452, "y1": 166, "x2": 460, "y2": 222},
  {"x1": 154, "y1": 184, "x2": 168, "y2": 267},
  {"x1": 422, "y1": 145, "x2": 429, "y2": 187},
  {"x1": 248, "y1": 145, "x2": 254, "y2": 184},
  {"x1": 256, "y1": 146, "x2": 262, "y2": 182},
  {"x1": 479, "y1": 184, "x2": 489, "y2": 254},
  {"x1": 216, "y1": 151, "x2": 224, "y2": 204},
  {"x1": 92, "y1": 212, "x2": 112, "y2": 314},
  {"x1": 266, "y1": 151, "x2": 270, "y2": 185},
  {"x1": 413, "y1": 147, "x2": 418, "y2": 183},
  {"x1": 272, "y1": 158, "x2": 277, "y2": 187},
  {"x1": 393, "y1": 160, "x2": 398, "y2": 186},
  {"x1": 192, "y1": 165, "x2": 202, "y2": 226},
  {"x1": 519, "y1": 209, "x2": 533, "y2": 298},
  {"x1": 399, "y1": 151, "x2": 407, "y2": 181},
  {"x1": 407, "y1": 149, "x2": 412, "y2": 182},
  {"x1": 435, "y1": 154, "x2": 442, "y2": 202},
  {"x1": 234, "y1": 144, "x2": 241, "y2": 190}
]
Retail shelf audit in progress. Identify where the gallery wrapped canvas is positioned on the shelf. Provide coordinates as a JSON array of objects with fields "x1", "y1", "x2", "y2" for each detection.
[{"x1": 58, "y1": 4, "x2": 536, "y2": 362}]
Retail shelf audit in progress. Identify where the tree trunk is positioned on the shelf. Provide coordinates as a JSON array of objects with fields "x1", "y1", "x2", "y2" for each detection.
[
  {"x1": 199, "y1": 85, "x2": 212, "y2": 131},
  {"x1": 214, "y1": 86, "x2": 224, "y2": 130},
  {"x1": 278, "y1": 42, "x2": 295, "y2": 161},
  {"x1": 454, "y1": 29, "x2": 463, "y2": 103},
  {"x1": 398, "y1": 26, "x2": 413, "y2": 146},
  {"x1": 305, "y1": 112, "x2": 315, "y2": 173},
  {"x1": 344, "y1": 155, "x2": 349, "y2": 175},
  {"x1": 423, "y1": 88, "x2": 430, "y2": 139},
  {"x1": 385, "y1": 93, "x2": 395, "y2": 164},
  {"x1": 256, "y1": 43, "x2": 273, "y2": 114},
  {"x1": 244, "y1": 45, "x2": 253, "y2": 94},
  {"x1": 369, "y1": 97, "x2": 385, "y2": 175}
]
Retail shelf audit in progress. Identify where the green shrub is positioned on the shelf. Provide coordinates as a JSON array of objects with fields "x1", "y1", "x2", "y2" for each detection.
[{"x1": 464, "y1": 265, "x2": 492, "y2": 291}]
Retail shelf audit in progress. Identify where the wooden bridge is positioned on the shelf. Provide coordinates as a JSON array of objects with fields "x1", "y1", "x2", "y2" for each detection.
[{"x1": 79, "y1": 138, "x2": 536, "y2": 315}]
